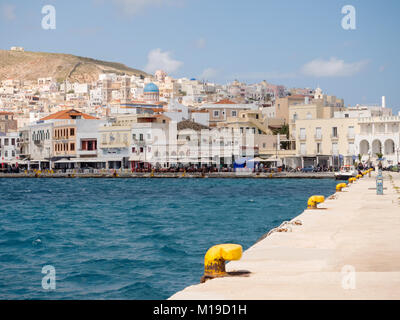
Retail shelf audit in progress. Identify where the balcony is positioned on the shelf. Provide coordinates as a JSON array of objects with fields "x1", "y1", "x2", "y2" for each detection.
[
  {"x1": 314, "y1": 134, "x2": 322, "y2": 141},
  {"x1": 330, "y1": 134, "x2": 339, "y2": 140},
  {"x1": 347, "y1": 133, "x2": 355, "y2": 140},
  {"x1": 78, "y1": 149, "x2": 97, "y2": 156},
  {"x1": 298, "y1": 134, "x2": 307, "y2": 141}
]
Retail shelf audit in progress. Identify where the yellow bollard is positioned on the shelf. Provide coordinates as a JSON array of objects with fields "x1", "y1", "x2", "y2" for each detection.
[
  {"x1": 201, "y1": 244, "x2": 242, "y2": 282},
  {"x1": 307, "y1": 195, "x2": 325, "y2": 209},
  {"x1": 356, "y1": 174, "x2": 362, "y2": 179},
  {"x1": 336, "y1": 183, "x2": 347, "y2": 192},
  {"x1": 348, "y1": 177, "x2": 356, "y2": 184}
]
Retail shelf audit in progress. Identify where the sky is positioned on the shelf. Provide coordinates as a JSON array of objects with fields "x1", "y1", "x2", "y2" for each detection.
[{"x1": 0, "y1": 0, "x2": 399, "y2": 113}]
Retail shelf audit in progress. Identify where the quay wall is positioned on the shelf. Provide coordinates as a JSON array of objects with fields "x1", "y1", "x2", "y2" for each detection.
[{"x1": 169, "y1": 171, "x2": 400, "y2": 300}]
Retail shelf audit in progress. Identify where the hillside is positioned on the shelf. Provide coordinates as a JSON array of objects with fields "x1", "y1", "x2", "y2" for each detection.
[{"x1": 0, "y1": 49, "x2": 149, "y2": 83}]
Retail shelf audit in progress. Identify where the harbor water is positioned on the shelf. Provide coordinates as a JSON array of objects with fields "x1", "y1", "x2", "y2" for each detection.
[{"x1": 0, "y1": 178, "x2": 337, "y2": 299}]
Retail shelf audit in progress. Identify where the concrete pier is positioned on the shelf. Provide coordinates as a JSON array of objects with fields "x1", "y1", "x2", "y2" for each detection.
[{"x1": 170, "y1": 172, "x2": 400, "y2": 300}]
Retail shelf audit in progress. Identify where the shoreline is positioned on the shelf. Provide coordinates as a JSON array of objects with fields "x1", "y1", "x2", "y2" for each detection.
[
  {"x1": 0, "y1": 172, "x2": 336, "y2": 179},
  {"x1": 169, "y1": 171, "x2": 400, "y2": 300}
]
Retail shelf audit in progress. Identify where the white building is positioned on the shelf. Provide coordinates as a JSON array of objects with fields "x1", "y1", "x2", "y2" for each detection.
[
  {"x1": 0, "y1": 131, "x2": 19, "y2": 164},
  {"x1": 356, "y1": 116, "x2": 400, "y2": 166}
]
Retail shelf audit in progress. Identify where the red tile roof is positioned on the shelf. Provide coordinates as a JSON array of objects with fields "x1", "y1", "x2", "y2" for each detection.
[
  {"x1": 40, "y1": 109, "x2": 98, "y2": 120},
  {"x1": 214, "y1": 99, "x2": 236, "y2": 104}
]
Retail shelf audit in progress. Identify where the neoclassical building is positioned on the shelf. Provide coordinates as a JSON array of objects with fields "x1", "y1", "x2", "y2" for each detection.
[{"x1": 356, "y1": 116, "x2": 400, "y2": 165}]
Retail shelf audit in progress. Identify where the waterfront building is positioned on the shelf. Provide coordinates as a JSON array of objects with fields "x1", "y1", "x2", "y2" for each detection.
[
  {"x1": 0, "y1": 131, "x2": 19, "y2": 165},
  {"x1": 130, "y1": 115, "x2": 171, "y2": 169},
  {"x1": 356, "y1": 116, "x2": 400, "y2": 166},
  {"x1": 292, "y1": 117, "x2": 359, "y2": 169},
  {"x1": 98, "y1": 115, "x2": 138, "y2": 169},
  {"x1": 23, "y1": 121, "x2": 53, "y2": 169}
]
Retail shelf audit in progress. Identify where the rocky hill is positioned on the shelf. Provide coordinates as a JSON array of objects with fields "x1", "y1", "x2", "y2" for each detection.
[{"x1": 0, "y1": 49, "x2": 149, "y2": 83}]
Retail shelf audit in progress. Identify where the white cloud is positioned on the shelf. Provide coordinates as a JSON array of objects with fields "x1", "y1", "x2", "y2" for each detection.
[
  {"x1": 199, "y1": 68, "x2": 218, "y2": 79},
  {"x1": 144, "y1": 48, "x2": 183, "y2": 74},
  {"x1": 112, "y1": 0, "x2": 182, "y2": 15},
  {"x1": 195, "y1": 37, "x2": 206, "y2": 49},
  {"x1": 301, "y1": 57, "x2": 369, "y2": 77},
  {"x1": 1, "y1": 3, "x2": 16, "y2": 21}
]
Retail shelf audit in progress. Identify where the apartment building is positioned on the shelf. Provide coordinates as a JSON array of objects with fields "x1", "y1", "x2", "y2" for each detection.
[{"x1": 294, "y1": 117, "x2": 359, "y2": 169}]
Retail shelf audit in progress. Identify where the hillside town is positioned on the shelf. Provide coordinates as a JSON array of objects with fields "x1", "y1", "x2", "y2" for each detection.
[{"x1": 0, "y1": 60, "x2": 399, "y2": 173}]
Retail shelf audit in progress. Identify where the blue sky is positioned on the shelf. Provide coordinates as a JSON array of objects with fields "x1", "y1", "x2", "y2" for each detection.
[{"x1": 1, "y1": 0, "x2": 399, "y2": 113}]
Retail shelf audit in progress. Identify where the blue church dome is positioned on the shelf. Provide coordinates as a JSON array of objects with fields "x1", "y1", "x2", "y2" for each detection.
[{"x1": 144, "y1": 83, "x2": 159, "y2": 93}]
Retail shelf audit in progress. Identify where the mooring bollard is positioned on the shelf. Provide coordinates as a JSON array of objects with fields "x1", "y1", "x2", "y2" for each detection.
[
  {"x1": 376, "y1": 170, "x2": 383, "y2": 195},
  {"x1": 201, "y1": 244, "x2": 242, "y2": 283},
  {"x1": 336, "y1": 183, "x2": 347, "y2": 192},
  {"x1": 307, "y1": 195, "x2": 325, "y2": 209}
]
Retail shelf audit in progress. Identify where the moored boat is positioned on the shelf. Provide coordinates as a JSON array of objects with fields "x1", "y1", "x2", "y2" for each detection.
[{"x1": 335, "y1": 165, "x2": 358, "y2": 180}]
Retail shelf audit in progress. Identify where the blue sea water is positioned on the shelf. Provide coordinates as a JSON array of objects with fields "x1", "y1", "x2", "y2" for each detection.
[{"x1": 0, "y1": 178, "x2": 337, "y2": 299}]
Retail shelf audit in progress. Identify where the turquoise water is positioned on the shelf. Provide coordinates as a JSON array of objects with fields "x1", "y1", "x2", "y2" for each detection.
[{"x1": 0, "y1": 178, "x2": 336, "y2": 299}]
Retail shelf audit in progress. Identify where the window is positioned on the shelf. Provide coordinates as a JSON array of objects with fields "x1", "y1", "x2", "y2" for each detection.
[
  {"x1": 213, "y1": 110, "x2": 220, "y2": 117},
  {"x1": 132, "y1": 134, "x2": 136, "y2": 140},
  {"x1": 4, "y1": 138, "x2": 9, "y2": 146},
  {"x1": 315, "y1": 127, "x2": 322, "y2": 139},
  {"x1": 12, "y1": 150, "x2": 15, "y2": 157},
  {"x1": 11, "y1": 138, "x2": 15, "y2": 145},
  {"x1": 332, "y1": 142, "x2": 338, "y2": 155},
  {"x1": 139, "y1": 134, "x2": 143, "y2": 141},
  {"x1": 306, "y1": 112, "x2": 312, "y2": 120},
  {"x1": 348, "y1": 126, "x2": 355, "y2": 138},
  {"x1": 300, "y1": 143, "x2": 306, "y2": 155},
  {"x1": 299, "y1": 128, "x2": 306, "y2": 139},
  {"x1": 231, "y1": 110, "x2": 237, "y2": 117},
  {"x1": 345, "y1": 114, "x2": 349, "y2": 118},
  {"x1": 348, "y1": 142, "x2": 355, "y2": 155},
  {"x1": 316, "y1": 143, "x2": 321, "y2": 154},
  {"x1": 140, "y1": 147, "x2": 144, "y2": 153},
  {"x1": 332, "y1": 127, "x2": 338, "y2": 137},
  {"x1": 132, "y1": 147, "x2": 136, "y2": 153},
  {"x1": 70, "y1": 143, "x2": 75, "y2": 151}
]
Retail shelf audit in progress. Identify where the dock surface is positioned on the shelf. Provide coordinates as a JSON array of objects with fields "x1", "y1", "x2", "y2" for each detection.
[{"x1": 170, "y1": 172, "x2": 400, "y2": 300}]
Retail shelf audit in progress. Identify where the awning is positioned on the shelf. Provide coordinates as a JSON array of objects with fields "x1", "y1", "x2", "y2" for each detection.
[
  {"x1": 54, "y1": 158, "x2": 73, "y2": 163},
  {"x1": 247, "y1": 157, "x2": 269, "y2": 162}
]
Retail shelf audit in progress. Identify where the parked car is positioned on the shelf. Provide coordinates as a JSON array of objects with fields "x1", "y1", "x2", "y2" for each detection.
[{"x1": 301, "y1": 166, "x2": 315, "y2": 173}]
